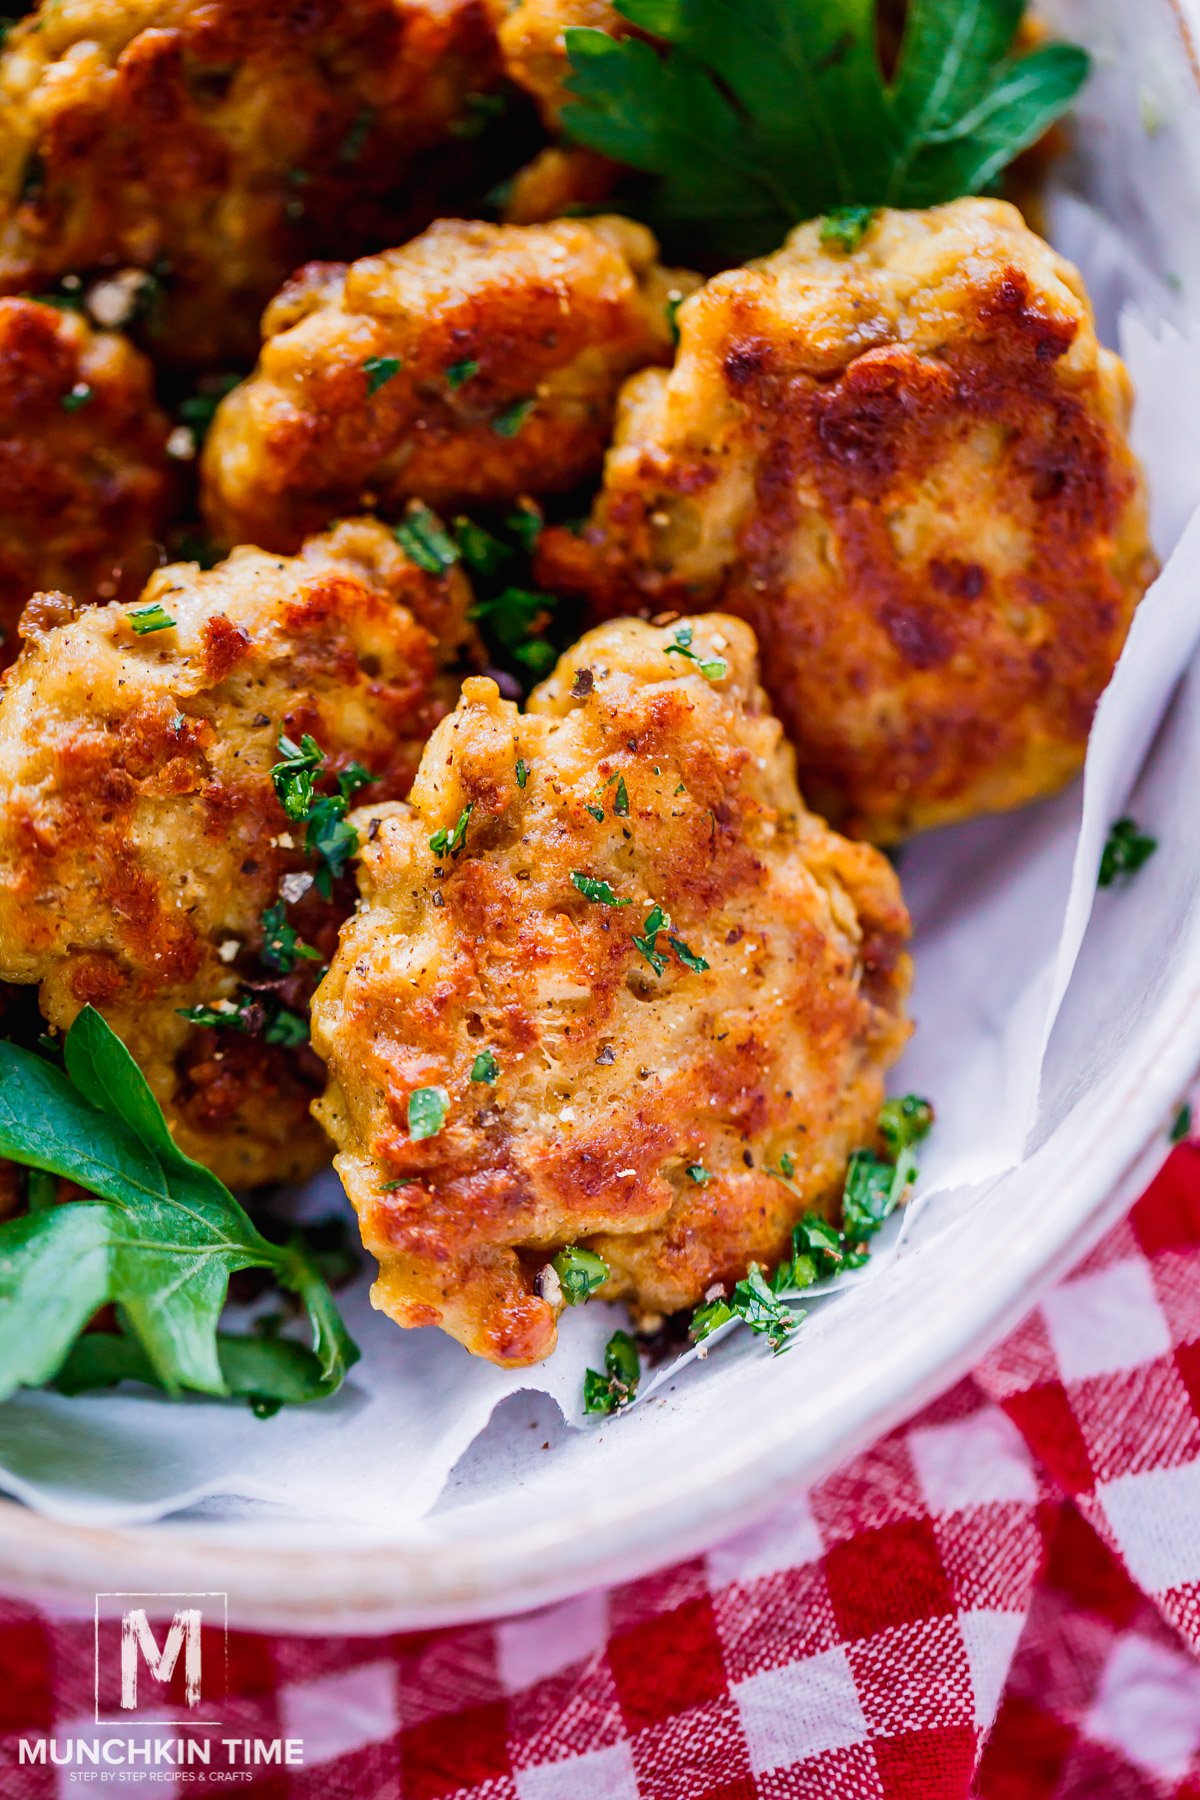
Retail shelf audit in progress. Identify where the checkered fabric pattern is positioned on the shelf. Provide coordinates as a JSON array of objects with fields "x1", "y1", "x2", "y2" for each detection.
[{"x1": 1, "y1": 1137, "x2": 1199, "y2": 1800}]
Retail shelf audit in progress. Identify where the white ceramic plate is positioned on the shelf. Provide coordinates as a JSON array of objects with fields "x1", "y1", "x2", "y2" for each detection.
[{"x1": 0, "y1": 0, "x2": 1198, "y2": 1633}]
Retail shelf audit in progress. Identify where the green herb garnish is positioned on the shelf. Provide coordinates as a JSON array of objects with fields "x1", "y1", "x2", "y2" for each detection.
[
  {"x1": 61, "y1": 382, "x2": 93, "y2": 412},
  {"x1": 552, "y1": 1245, "x2": 610, "y2": 1303},
  {"x1": 561, "y1": 0, "x2": 1090, "y2": 263},
  {"x1": 877, "y1": 1093, "x2": 935, "y2": 1156},
  {"x1": 408, "y1": 1087, "x2": 448, "y2": 1141},
  {"x1": 363, "y1": 355, "x2": 402, "y2": 395},
  {"x1": 430, "y1": 804, "x2": 473, "y2": 859},
  {"x1": 470, "y1": 586, "x2": 557, "y2": 674},
  {"x1": 668, "y1": 935, "x2": 710, "y2": 974},
  {"x1": 395, "y1": 503, "x2": 459, "y2": 575},
  {"x1": 572, "y1": 871, "x2": 632, "y2": 907},
  {"x1": 613, "y1": 774, "x2": 630, "y2": 817},
  {"x1": 269, "y1": 735, "x2": 369, "y2": 897},
  {"x1": 515, "y1": 758, "x2": 531, "y2": 789},
  {"x1": 260, "y1": 900, "x2": 322, "y2": 975},
  {"x1": 1098, "y1": 818, "x2": 1157, "y2": 888},
  {"x1": 663, "y1": 624, "x2": 727, "y2": 681},
  {"x1": 1171, "y1": 1103, "x2": 1193, "y2": 1145},
  {"x1": 583, "y1": 1328, "x2": 640, "y2": 1413},
  {"x1": 505, "y1": 502, "x2": 544, "y2": 553},
  {"x1": 455, "y1": 517, "x2": 512, "y2": 577},
  {"x1": 447, "y1": 358, "x2": 480, "y2": 389},
  {"x1": 632, "y1": 903, "x2": 672, "y2": 974},
  {"x1": 0, "y1": 1009, "x2": 356, "y2": 1407},
  {"x1": 820, "y1": 205, "x2": 877, "y2": 252},
  {"x1": 492, "y1": 397, "x2": 535, "y2": 438},
  {"x1": 271, "y1": 733, "x2": 325, "y2": 820},
  {"x1": 470, "y1": 1049, "x2": 499, "y2": 1083},
  {"x1": 126, "y1": 603, "x2": 175, "y2": 636},
  {"x1": 686, "y1": 1163, "x2": 713, "y2": 1183}
]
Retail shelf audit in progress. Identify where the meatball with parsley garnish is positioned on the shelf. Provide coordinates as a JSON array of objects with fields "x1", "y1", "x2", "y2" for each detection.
[
  {"x1": 0, "y1": 297, "x2": 176, "y2": 659},
  {"x1": 537, "y1": 200, "x2": 1156, "y2": 843},
  {"x1": 200, "y1": 216, "x2": 697, "y2": 553},
  {"x1": 310, "y1": 614, "x2": 912, "y2": 1366},
  {"x1": 0, "y1": 517, "x2": 476, "y2": 1188},
  {"x1": 0, "y1": 0, "x2": 501, "y2": 365}
]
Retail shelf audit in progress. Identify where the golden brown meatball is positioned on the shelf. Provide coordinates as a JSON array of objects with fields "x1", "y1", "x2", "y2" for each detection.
[
  {"x1": 311, "y1": 615, "x2": 911, "y2": 1366},
  {"x1": 537, "y1": 201, "x2": 1156, "y2": 842},
  {"x1": 0, "y1": 516, "x2": 476, "y2": 1187},
  {"x1": 201, "y1": 216, "x2": 696, "y2": 553},
  {"x1": 0, "y1": 296, "x2": 175, "y2": 657},
  {"x1": 0, "y1": 0, "x2": 501, "y2": 365}
]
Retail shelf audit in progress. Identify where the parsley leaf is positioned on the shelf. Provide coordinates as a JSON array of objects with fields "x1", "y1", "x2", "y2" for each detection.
[
  {"x1": 820, "y1": 204, "x2": 876, "y2": 251},
  {"x1": 260, "y1": 900, "x2": 322, "y2": 975},
  {"x1": 470, "y1": 1049, "x2": 499, "y2": 1083},
  {"x1": 562, "y1": 0, "x2": 1089, "y2": 261},
  {"x1": 272, "y1": 732, "x2": 324, "y2": 821},
  {"x1": 1099, "y1": 817, "x2": 1157, "y2": 888},
  {"x1": 492, "y1": 397, "x2": 535, "y2": 438},
  {"x1": 408, "y1": 1086, "x2": 448, "y2": 1141},
  {"x1": 632, "y1": 902, "x2": 672, "y2": 974},
  {"x1": 469, "y1": 586, "x2": 558, "y2": 675},
  {"x1": 395, "y1": 503, "x2": 459, "y2": 575},
  {"x1": 446, "y1": 357, "x2": 479, "y2": 389},
  {"x1": 663, "y1": 624, "x2": 726, "y2": 680},
  {"x1": 363, "y1": 355, "x2": 402, "y2": 395},
  {"x1": 0, "y1": 1009, "x2": 356, "y2": 1405},
  {"x1": 515, "y1": 758, "x2": 531, "y2": 789},
  {"x1": 686, "y1": 1162, "x2": 712, "y2": 1183},
  {"x1": 270, "y1": 736, "x2": 370, "y2": 897},
  {"x1": 584, "y1": 1328, "x2": 640, "y2": 1413},
  {"x1": 551, "y1": 1245, "x2": 610, "y2": 1303},
  {"x1": 1171, "y1": 1103, "x2": 1193, "y2": 1145},
  {"x1": 572, "y1": 871, "x2": 632, "y2": 907},
  {"x1": 127, "y1": 603, "x2": 176, "y2": 636},
  {"x1": 455, "y1": 516, "x2": 512, "y2": 577},
  {"x1": 877, "y1": 1092, "x2": 935, "y2": 1156},
  {"x1": 430, "y1": 804, "x2": 473, "y2": 859}
]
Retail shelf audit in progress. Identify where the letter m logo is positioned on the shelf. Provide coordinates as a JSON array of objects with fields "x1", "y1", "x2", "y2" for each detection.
[
  {"x1": 95, "y1": 1593, "x2": 227, "y2": 1723},
  {"x1": 120, "y1": 1607, "x2": 202, "y2": 1709}
]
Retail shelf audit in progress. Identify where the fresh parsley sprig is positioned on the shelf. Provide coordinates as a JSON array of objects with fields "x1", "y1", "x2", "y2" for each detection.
[
  {"x1": 270, "y1": 733, "x2": 371, "y2": 898},
  {"x1": 562, "y1": 0, "x2": 1090, "y2": 262},
  {"x1": 0, "y1": 1009, "x2": 358, "y2": 1409}
]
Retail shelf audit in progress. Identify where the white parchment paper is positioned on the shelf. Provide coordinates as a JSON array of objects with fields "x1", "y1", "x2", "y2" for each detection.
[{"x1": 4, "y1": 63, "x2": 1200, "y2": 1530}]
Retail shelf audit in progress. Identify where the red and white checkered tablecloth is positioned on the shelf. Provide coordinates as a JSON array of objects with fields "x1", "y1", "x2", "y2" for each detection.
[{"x1": 2, "y1": 1135, "x2": 1199, "y2": 1799}]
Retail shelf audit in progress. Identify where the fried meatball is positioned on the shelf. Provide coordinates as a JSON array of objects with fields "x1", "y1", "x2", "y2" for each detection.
[
  {"x1": 0, "y1": 516, "x2": 476, "y2": 1187},
  {"x1": 311, "y1": 615, "x2": 911, "y2": 1365},
  {"x1": 0, "y1": 297, "x2": 175, "y2": 656},
  {"x1": 0, "y1": 0, "x2": 501, "y2": 365},
  {"x1": 201, "y1": 216, "x2": 696, "y2": 553},
  {"x1": 537, "y1": 200, "x2": 1156, "y2": 842}
]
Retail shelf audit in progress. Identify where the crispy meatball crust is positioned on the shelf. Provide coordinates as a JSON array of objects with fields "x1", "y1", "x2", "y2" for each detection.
[
  {"x1": 0, "y1": 0, "x2": 500, "y2": 365},
  {"x1": 537, "y1": 201, "x2": 1156, "y2": 842},
  {"x1": 201, "y1": 216, "x2": 696, "y2": 553},
  {"x1": 311, "y1": 615, "x2": 912, "y2": 1366},
  {"x1": 0, "y1": 297, "x2": 175, "y2": 654},
  {"x1": 0, "y1": 517, "x2": 476, "y2": 1187}
]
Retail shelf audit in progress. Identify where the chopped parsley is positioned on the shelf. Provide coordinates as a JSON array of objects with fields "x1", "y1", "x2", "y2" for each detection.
[
  {"x1": 1099, "y1": 818, "x2": 1157, "y2": 888},
  {"x1": 583, "y1": 1328, "x2": 639, "y2": 1414},
  {"x1": 492, "y1": 397, "x2": 535, "y2": 438},
  {"x1": 408, "y1": 1087, "x2": 448, "y2": 1141},
  {"x1": 666, "y1": 292, "x2": 684, "y2": 344},
  {"x1": 269, "y1": 735, "x2": 370, "y2": 897},
  {"x1": 429, "y1": 804, "x2": 473, "y2": 860},
  {"x1": 470, "y1": 586, "x2": 557, "y2": 675},
  {"x1": 505, "y1": 502, "x2": 543, "y2": 553},
  {"x1": 61, "y1": 382, "x2": 93, "y2": 412},
  {"x1": 586, "y1": 804, "x2": 606, "y2": 823},
  {"x1": 686, "y1": 1163, "x2": 713, "y2": 1184},
  {"x1": 572, "y1": 871, "x2": 631, "y2": 907},
  {"x1": 395, "y1": 503, "x2": 459, "y2": 575},
  {"x1": 363, "y1": 355, "x2": 402, "y2": 395},
  {"x1": 454, "y1": 517, "x2": 511, "y2": 577},
  {"x1": 551, "y1": 1245, "x2": 609, "y2": 1304},
  {"x1": 878, "y1": 1093, "x2": 935, "y2": 1157},
  {"x1": 561, "y1": 0, "x2": 1089, "y2": 264},
  {"x1": 820, "y1": 205, "x2": 876, "y2": 252},
  {"x1": 126, "y1": 603, "x2": 175, "y2": 635},
  {"x1": 663, "y1": 624, "x2": 727, "y2": 681},
  {"x1": 612, "y1": 774, "x2": 630, "y2": 816},
  {"x1": 262, "y1": 1005, "x2": 309, "y2": 1049},
  {"x1": 176, "y1": 994, "x2": 308, "y2": 1047},
  {"x1": 632, "y1": 903, "x2": 672, "y2": 974},
  {"x1": 177, "y1": 373, "x2": 240, "y2": 442},
  {"x1": 515, "y1": 758, "x2": 531, "y2": 789},
  {"x1": 689, "y1": 1095, "x2": 934, "y2": 1356},
  {"x1": 446, "y1": 358, "x2": 479, "y2": 389},
  {"x1": 470, "y1": 1049, "x2": 499, "y2": 1083},
  {"x1": 260, "y1": 900, "x2": 322, "y2": 975},
  {"x1": 1171, "y1": 1103, "x2": 1193, "y2": 1144},
  {"x1": 668, "y1": 936, "x2": 710, "y2": 974}
]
